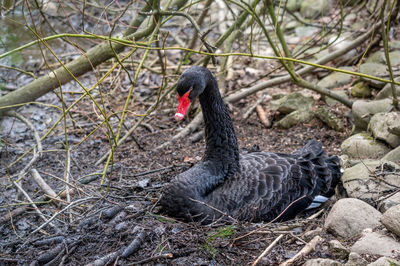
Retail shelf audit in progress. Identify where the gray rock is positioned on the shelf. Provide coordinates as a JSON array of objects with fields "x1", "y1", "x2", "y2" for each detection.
[
  {"x1": 351, "y1": 82, "x2": 372, "y2": 98},
  {"x1": 388, "y1": 114, "x2": 400, "y2": 136},
  {"x1": 303, "y1": 258, "x2": 341, "y2": 266},
  {"x1": 375, "y1": 77, "x2": 400, "y2": 100},
  {"x1": 295, "y1": 26, "x2": 319, "y2": 38},
  {"x1": 359, "y1": 63, "x2": 388, "y2": 88},
  {"x1": 276, "y1": 109, "x2": 314, "y2": 129},
  {"x1": 366, "y1": 0, "x2": 384, "y2": 14},
  {"x1": 365, "y1": 50, "x2": 400, "y2": 66},
  {"x1": 381, "y1": 205, "x2": 400, "y2": 237},
  {"x1": 341, "y1": 133, "x2": 390, "y2": 159},
  {"x1": 366, "y1": 51, "x2": 386, "y2": 64},
  {"x1": 390, "y1": 40, "x2": 400, "y2": 50},
  {"x1": 328, "y1": 34, "x2": 357, "y2": 63},
  {"x1": 351, "y1": 230, "x2": 400, "y2": 257},
  {"x1": 351, "y1": 21, "x2": 368, "y2": 31},
  {"x1": 300, "y1": 0, "x2": 332, "y2": 18},
  {"x1": 378, "y1": 192, "x2": 400, "y2": 212},
  {"x1": 343, "y1": 0, "x2": 361, "y2": 5},
  {"x1": 324, "y1": 198, "x2": 382, "y2": 238},
  {"x1": 382, "y1": 146, "x2": 400, "y2": 162},
  {"x1": 287, "y1": 0, "x2": 302, "y2": 11},
  {"x1": 342, "y1": 160, "x2": 400, "y2": 201},
  {"x1": 269, "y1": 92, "x2": 314, "y2": 114},
  {"x1": 345, "y1": 252, "x2": 368, "y2": 266},
  {"x1": 317, "y1": 67, "x2": 353, "y2": 90},
  {"x1": 326, "y1": 90, "x2": 349, "y2": 106},
  {"x1": 389, "y1": 50, "x2": 400, "y2": 66},
  {"x1": 315, "y1": 107, "x2": 344, "y2": 131},
  {"x1": 369, "y1": 112, "x2": 400, "y2": 148},
  {"x1": 352, "y1": 99, "x2": 393, "y2": 129},
  {"x1": 367, "y1": 256, "x2": 400, "y2": 266},
  {"x1": 329, "y1": 239, "x2": 350, "y2": 260}
]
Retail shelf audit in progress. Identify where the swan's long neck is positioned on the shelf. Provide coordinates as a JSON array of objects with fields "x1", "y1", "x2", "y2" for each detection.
[{"x1": 199, "y1": 74, "x2": 240, "y2": 177}]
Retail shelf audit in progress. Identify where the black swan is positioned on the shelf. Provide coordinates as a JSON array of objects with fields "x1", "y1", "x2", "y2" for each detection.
[{"x1": 160, "y1": 66, "x2": 341, "y2": 224}]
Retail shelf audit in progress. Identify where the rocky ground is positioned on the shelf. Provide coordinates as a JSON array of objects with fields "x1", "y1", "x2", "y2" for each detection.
[{"x1": 1, "y1": 0, "x2": 400, "y2": 265}]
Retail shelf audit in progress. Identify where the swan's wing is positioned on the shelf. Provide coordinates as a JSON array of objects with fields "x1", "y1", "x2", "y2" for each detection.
[{"x1": 208, "y1": 151, "x2": 321, "y2": 222}]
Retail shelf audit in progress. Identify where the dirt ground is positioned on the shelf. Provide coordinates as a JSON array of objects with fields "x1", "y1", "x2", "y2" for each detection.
[{"x1": 0, "y1": 71, "x2": 357, "y2": 265}]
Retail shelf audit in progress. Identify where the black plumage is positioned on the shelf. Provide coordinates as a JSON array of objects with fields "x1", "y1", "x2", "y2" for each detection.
[{"x1": 160, "y1": 66, "x2": 341, "y2": 224}]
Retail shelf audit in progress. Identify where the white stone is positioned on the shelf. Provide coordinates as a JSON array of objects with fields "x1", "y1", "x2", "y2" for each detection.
[
  {"x1": 369, "y1": 112, "x2": 400, "y2": 148},
  {"x1": 367, "y1": 257, "x2": 400, "y2": 266},
  {"x1": 324, "y1": 198, "x2": 382, "y2": 238},
  {"x1": 303, "y1": 258, "x2": 341, "y2": 266},
  {"x1": 342, "y1": 160, "x2": 400, "y2": 201},
  {"x1": 352, "y1": 99, "x2": 393, "y2": 129},
  {"x1": 381, "y1": 205, "x2": 400, "y2": 237},
  {"x1": 351, "y1": 231, "x2": 400, "y2": 257},
  {"x1": 378, "y1": 192, "x2": 400, "y2": 212}
]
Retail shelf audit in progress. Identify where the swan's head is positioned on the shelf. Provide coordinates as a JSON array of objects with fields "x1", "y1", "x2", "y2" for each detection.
[{"x1": 175, "y1": 66, "x2": 208, "y2": 120}]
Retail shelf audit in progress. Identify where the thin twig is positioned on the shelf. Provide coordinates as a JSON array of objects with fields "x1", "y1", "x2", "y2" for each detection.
[
  {"x1": 7, "y1": 111, "x2": 43, "y2": 180},
  {"x1": 30, "y1": 168, "x2": 58, "y2": 200},
  {"x1": 30, "y1": 197, "x2": 98, "y2": 235},
  {"x1": 11, "y1": 179, "x2": 60, "y2": 234},
  {"x1": 65, "y1": 148, "x2": 72, "y2": 223},
  {"x1": 251, "y1": 234, "x2": 284, "y2": 266},
  {"x1": 279, "y1": 236, "x2": 323, "y2": 266},
  {"x1": 381, "y1": 0, "x2": 399, "y2": 109}
]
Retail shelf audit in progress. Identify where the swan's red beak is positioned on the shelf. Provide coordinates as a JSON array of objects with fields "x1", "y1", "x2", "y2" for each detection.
[{"x1": 175, "y1": 89, "x2": 191, "y2": 120}]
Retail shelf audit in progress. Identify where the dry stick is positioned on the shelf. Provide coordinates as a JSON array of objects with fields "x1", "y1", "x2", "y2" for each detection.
[
  {"x1": 7, "y1": 111, "x2": 43, "y2": 180},
  {"x1": 279, "y1": 236, "x2": 323, "y2": 266},
  {"x1": 30, "y1": 197, "x2": 98, "y2": 235},
  {"x1": 65, "y1": 149, "x2": 72, "y2": 223},
  {"x1": 30, "y1": 168, "x2": 58, "y2": 199},
  {"x1": 11, "y1": 179, "x2": 61, "y2": 234},
  {"x1": 251, "y1": 234, "x2": 284, "y2": 266},
  {"x1": 242, "y1": 94, "x2": 270, "y2": 120},
  {"x1": 132, "y1": 253, "x2": 173, "y2": 264},
  {"x1": 0, "y1": 207, "x2": 27, "y2": 225},
  {"x1": 256, "y1": 105, "x2": 271, "y2": 128},
  {"x1": 186, "y1": 0, "x2": 213, "y2": 50}
]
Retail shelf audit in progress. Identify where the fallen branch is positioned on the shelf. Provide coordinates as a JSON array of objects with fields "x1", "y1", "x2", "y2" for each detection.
[
  {"x1": 30, "y1": 168, "x2": 58, "y2": 200},
  {"x1": 8, "y1": 111, "x2": 42, "y2": 181},
  {"x1": 242, "y1": 94, "x2": 271, "y2": 120},
  {"x1": 279, "y1": 236, "x2": 323, "y2": 266},
  {"x1": 251, "y1": 234, "x2": 284, "y2": 266}
]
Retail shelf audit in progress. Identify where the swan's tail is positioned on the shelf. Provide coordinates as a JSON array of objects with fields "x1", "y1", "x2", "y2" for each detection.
[{"x1": 295, "y1": 140, "x2": 341, "y2": 209}]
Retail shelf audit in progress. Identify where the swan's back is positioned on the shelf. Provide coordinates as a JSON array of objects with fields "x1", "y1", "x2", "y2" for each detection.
[{"x1": 161, "y1": 140, "x2": 341, "y2": 223}]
